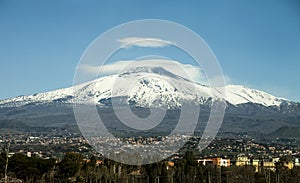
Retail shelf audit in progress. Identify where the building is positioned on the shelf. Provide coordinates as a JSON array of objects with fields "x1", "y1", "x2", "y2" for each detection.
[
  {"x1": 251, "y1": 159, "x2": 260, "y2": 172},
  {"x1": 295, "y1": 158, "x2": 300, "y2": 167},
  {"x1": 197, "y1": 159, "x2": 213, "y2": 166},
  {"x1": 284, "y1": 161, "x2": 294, "y2": 170},
  {"x1": 263, "y1": 161, "x2": 276, "y2": 171},
  {"x1": 198, "y1": 158, "x2": 230, "y2": 167},
  {"x1": 212, "y1": 158, "x2": 230, "y2": 167},
  {"x1": 236, "y1": 154, "x2": 250, "y2": 166}
]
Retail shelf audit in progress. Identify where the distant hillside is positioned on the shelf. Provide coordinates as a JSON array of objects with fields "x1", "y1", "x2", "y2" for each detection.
[{"x1": 270, "y1": 126, "x2": 300, "y2": 138}]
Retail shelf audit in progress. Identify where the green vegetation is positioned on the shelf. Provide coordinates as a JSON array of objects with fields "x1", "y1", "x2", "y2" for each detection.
[
  {"x1": 271, "y1": 126, "x2": 300, "y2": 138},
  {"x1": 0, "y1": 153, "x2": 55, "y2": 182},
  {"x1": 1, "y1": 151, "x2": 300, "y2": 183}
]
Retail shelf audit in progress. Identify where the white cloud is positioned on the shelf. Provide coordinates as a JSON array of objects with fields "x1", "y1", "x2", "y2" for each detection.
[
  {"x1": 79, "y1": 59, "x2": 208, "y2": 84},
  {"x1": 118, "y1": 37, "x2": 175, "y2": 48}
]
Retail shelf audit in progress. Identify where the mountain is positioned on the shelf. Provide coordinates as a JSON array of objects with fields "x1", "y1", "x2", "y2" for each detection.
[
  {"x1": 270, "y1": 126, "x2": 300, "y2": 138},
  {"x1": 0, "y1": 66, "x2": 299, "y2": 139},
  {"x1": 0, "y1": 67, "x2": 292, "y2": 108}
]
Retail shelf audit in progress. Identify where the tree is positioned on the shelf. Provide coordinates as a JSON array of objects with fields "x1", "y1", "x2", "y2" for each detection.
[
  {"x1": 57, "y1": 152, "x2": 84, "y2": 181},
  {"x1": 7, "y1": 153, "x2": 55, "y2": 182},
  {"x1": 142, "y1": 162, "x2": 162, "y2": 182},
  {"x1": 227, "y1": 165, "x2": 255, "y2": 183}
]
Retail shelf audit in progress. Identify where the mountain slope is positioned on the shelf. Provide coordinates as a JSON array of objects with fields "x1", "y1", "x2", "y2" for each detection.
[
  {"x1": 0, "y1": 67, "x2": 291, "y2": 108},
  {"x1": 0, "y1": 67, "x2": 299, "y2": 139},
  {"x1": 225, "y1": 85, "x2": 287, "y2": 106}
]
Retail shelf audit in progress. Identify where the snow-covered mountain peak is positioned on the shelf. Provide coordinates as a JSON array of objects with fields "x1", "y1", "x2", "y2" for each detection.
[
  {"x1": 0, "y1": 67, "x2": 292, "y2": 108},
  {"x1": 118, "y1": 66, "x2": 190, "y2": 82}
]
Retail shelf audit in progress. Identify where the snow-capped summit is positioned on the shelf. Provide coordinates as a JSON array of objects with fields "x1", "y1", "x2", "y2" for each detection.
[
  {"x1": 119, "y1": 66, "x2": 189, "y2": 81},
  {"x1": 0, "y1": 67, "x2": 291, "y2": 108}
]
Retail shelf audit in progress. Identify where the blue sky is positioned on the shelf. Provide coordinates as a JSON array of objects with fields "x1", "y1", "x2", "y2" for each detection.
[{"x1": 0, "y1": 0, "x2": 300, "y2": 101}]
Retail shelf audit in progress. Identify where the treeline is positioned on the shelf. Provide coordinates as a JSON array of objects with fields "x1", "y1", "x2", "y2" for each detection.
[{"x1": 0, "y1": 152, "x2": 300, "y2": 183}]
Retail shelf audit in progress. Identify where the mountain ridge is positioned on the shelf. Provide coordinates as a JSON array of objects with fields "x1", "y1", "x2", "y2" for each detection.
[
  {"x1": 0, "y1": 67, "x2": 299, "y2": 139},
  {"x1": 0, "y1": 67, "x2": 294, "y2": 108}
]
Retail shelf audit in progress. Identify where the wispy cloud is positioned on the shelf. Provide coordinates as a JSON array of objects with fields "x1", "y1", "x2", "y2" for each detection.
[
  {"x1": 118, "y1": 37, "x2": 175, "y2": 48},
  {"x1": 79, "y1": 59, "x2": 208, "y2": 84}
]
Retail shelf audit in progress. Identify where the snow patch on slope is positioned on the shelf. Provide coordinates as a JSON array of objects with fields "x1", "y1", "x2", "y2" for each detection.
[{"x1": 225, "y1": 85, "x2": 287, "y2": 106}]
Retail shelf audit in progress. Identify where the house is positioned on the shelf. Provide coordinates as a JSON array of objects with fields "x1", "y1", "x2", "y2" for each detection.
[
  {"x1": 251, "y1": 159, "x2": 260, "y2": 172},
  {"x1": 263, "y1": 161, "x2": 276, "y2": 171},
  {"x1": 295, "y1": 158, "x2": 300, "y2": 167},
  {"x1": 197, "y1": 159, "x2": 213, "y2": 166},
  {"x1": 236, "y1": 154, "x2": 250, "y2": 166},
  {"x1": 212, "y1": 158, "x2": 230, "y2": 167},
  {"x1": 198, "y1": 158, "x2": 230, "y2": 167},
  {"x1": 283, "y1": 161, "x2": 294, "y2": 170}
]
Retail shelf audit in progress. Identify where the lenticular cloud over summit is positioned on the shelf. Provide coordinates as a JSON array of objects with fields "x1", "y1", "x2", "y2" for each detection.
[{"x1": 118, "y1": 37, "x2": 175, "y2": 48}]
